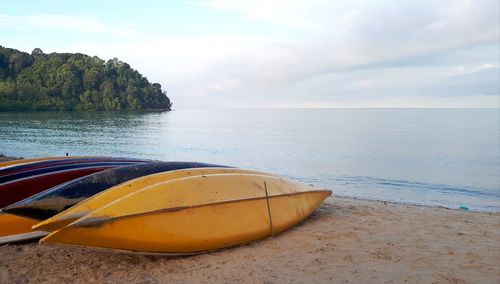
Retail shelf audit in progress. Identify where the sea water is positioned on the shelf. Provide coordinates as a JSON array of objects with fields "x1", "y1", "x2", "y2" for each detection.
[{"x1": 1, "y1": 109, "x2": 499, "y2": 211}]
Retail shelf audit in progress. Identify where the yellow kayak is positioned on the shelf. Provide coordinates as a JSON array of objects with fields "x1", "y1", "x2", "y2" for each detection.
[
  {"x1": 0, "y1": 213, "x2": 48, "y2": 244},
  {"x1": 41, "y1": 174, "x2": 331, "y2": 254},
  {"x1": 33, "y1": 167, "x2": 273, "y2": 232},
  {"x1": 0, "y1": 213, "x2": 39, "y2": 237}
]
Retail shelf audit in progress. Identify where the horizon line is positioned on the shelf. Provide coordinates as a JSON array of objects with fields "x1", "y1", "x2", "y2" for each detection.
[{"x1": 172, "y1": 106, "x2": 500, "y2": 110}]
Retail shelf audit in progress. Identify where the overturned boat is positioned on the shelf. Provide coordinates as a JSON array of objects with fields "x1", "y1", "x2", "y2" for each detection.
[{"x1": 41, "y1": 174, "x2": 331, "y2": 255}]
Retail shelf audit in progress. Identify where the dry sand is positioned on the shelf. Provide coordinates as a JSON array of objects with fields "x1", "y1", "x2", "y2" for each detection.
[{"x1": 0, "y1": 197, "x2": 498, "y2": 284}]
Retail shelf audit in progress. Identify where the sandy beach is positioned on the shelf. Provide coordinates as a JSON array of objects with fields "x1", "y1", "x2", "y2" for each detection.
[
  {"x1": 1, "y1": 0, "x2": 499, "y2": 281},
  {"x1": 0, "y1": 196, "x2": 498, "y2": 284}
]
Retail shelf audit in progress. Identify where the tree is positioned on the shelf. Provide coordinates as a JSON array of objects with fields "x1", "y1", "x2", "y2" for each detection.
[
  {"x1": 0, "y1": 45, "x2": 171, "y2": 111},
  {"x1": 9, "y1": 52, "x2": 33, "y2": 75},
  {"x1": 31, "y1": 48, "x2": 44, "y2": 56}
]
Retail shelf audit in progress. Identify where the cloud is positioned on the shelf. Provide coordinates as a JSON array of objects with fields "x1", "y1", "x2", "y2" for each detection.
[
  {"x1": 0, "y1": 14, "x2": 136, "y2": 36},
  {"x1": 197, "y1": 0, "x2": 329, "y2": 28},
  {"x1": 176, "y1": 0, "x2": 499, "y2": 107},
  {"x1": 2, "y1": 0, "x2": 499, "y2": 108}
]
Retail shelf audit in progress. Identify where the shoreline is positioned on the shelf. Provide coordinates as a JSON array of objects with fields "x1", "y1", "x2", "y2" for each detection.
[
  {"x1": 331, "y1": 195, "x2": 484, "y2": 212},
  {"x1": 1, "y1": 198, "x2": 498, "y2": 283}
]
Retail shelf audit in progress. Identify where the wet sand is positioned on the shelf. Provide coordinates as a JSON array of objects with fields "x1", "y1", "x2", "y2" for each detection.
[{"x1": 1, "y1": 197, "x2": 499, "y2": 284}]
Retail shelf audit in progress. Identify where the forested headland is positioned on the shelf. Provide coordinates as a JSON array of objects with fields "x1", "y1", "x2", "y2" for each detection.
[{"x1": 0, "y1": 46, "x2": 171, "y2": 111}]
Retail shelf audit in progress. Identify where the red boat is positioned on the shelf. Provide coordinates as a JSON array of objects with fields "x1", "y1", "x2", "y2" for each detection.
[{"x1": 0, "y1": 161, "x2": 146, "y2": 208}]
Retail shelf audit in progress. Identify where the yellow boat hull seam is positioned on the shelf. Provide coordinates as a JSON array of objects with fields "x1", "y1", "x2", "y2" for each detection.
[
  {"x1": 34, "y1": 168, "x2": 274, "y2": 232},
  {"x1": 41, "y1": 174, "x2": 331, "y2": 254}
]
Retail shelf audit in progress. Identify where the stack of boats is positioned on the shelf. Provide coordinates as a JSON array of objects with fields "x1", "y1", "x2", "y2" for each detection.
[{"x1": 0, "y1": 157, "x2": 331, "y2": 255}]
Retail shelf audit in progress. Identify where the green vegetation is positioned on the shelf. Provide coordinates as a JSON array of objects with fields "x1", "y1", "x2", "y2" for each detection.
[{"x1": 0, "y1": 46, "x2": 171, "y2": 111}]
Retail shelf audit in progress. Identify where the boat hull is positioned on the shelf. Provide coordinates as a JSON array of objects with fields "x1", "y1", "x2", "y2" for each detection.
[
  {"x1": 0, "y1": 164, "x2": 131, "y2": 208},
  {"x1": 3, "y1": 162, "x2": 226, "y2": 220},
  {"x1": 0, "y1": 161, "x2": 147, "y2": 184},
  {"x1": 0, "y1": 213, "x2": 39, "y2": 237},
  {"x1": 0, "y1": 157, "x2": 77, "y2": 169},
  {"x1": 41, "y1": 174, "x2": 331, "y2": 254},
  {"x1": 0, "y1": 157, "x2": 152, "y2": 180},
  {"x1": 0, "y1": 157, "x2": 103, "y2": 176},
  {"x1": 34, "y1": 168, "x2": 272, "y2": 232}
]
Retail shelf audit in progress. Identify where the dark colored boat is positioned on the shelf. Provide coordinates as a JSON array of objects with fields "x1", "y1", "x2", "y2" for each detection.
[
  {"x1": 0, "y1": 161, "x2": 152, "y2": 184},
  {"x1": 2, "y1": 162, "x2": 228, "y2": 220},
  {"x1": 0, "y1": 162, "x2": 145, "y2": 208},
  {"x1": 0, "y1": 157, "x2": 154, "y2": 177}
]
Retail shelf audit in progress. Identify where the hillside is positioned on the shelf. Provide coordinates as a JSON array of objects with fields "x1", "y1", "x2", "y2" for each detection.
[{"x1": 0, "y1": 46, "x2": 171, "y2": 111}]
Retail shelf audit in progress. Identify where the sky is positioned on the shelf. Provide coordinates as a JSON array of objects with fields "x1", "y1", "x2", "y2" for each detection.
[{"x1": 0, "y1": 0, "x2": 499, "y2": 108}]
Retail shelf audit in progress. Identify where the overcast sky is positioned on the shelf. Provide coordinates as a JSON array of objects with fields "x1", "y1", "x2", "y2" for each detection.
[{"x1": 1, "y1": 0, "x2": 499, "y2": 108}]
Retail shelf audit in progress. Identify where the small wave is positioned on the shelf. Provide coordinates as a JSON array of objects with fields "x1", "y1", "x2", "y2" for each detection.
[
  {"x1": 286, "y1": 174, "x2": 500, "y2": 212},
  {"x1": 324, "y1": 175, "x2": 500, "y2": 199}
]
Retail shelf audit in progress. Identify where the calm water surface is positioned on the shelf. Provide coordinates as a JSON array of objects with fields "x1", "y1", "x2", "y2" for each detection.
[{"x1": 1, "y1": 109, "x2": 499, "y2": 211}]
